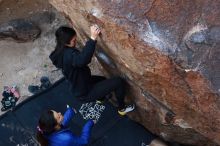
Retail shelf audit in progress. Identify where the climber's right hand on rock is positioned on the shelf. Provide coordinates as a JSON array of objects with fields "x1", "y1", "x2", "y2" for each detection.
[{"x1": 90, "y1": 24, "x2": 101, "y2": 40}]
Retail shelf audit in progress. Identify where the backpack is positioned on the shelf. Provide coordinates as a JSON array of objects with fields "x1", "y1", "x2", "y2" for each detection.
[{"x1": 1, "y1": 86, "x2": 20, "y2": 111}]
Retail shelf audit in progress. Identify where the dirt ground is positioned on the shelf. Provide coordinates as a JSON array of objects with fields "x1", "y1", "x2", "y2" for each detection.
[{"x1": 0, "y1": 0, "x2": 102, "y2": 115}]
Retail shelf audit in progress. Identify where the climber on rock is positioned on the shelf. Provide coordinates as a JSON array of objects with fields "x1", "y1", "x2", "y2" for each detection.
[{"x1": 49, "y1": 25, "x2": 135, "y2": 115}]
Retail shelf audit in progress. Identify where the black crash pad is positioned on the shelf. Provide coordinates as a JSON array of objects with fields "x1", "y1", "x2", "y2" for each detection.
[{"x1": 0, "y1": 78, "x2": 156, "y2": 146}]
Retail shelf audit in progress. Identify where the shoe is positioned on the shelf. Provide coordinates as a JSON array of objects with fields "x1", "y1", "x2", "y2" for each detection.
[
  {"x1": 118, "y1": 104, "x2": 135, "y2": 116},
  {"x1": 28, "y1": 85, "x2": 41, "y2": 94},
  {"x1": 40, "y1": 76, "x2": 50, "y2": 84},
  {"x1": 40, "y1": 76, "x2": 51, "y2": 89}
]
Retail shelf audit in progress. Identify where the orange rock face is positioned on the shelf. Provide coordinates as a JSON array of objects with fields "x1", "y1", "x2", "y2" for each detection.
[{"x1": 49, "y1": 0, "x2": 220, "y2": 145}]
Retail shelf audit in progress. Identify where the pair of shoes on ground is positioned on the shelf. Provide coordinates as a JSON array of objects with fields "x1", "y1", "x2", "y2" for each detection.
[
  {"x1": 28, "y1": 76, "x2": 51, "y2": 94},
  {"x1": 118, "y1": 104, "x2": 135, "y2": 116}
]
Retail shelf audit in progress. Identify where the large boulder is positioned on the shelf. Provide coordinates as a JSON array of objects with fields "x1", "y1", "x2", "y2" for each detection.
[
  {"x1": 28, "y1": 11, "x2": 56, "y2": 26},
  {"x1": 49, "y1": 0, "x2": 220, "y2": 145},
  {"x1": 0, "y1": 19, "x2": 41, "y2": 42}
]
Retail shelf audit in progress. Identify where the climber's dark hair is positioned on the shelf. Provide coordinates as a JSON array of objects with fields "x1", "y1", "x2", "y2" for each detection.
[
  {"x1": 49, "y1": 26, "x2": 76, "y2": 68},
  {"x1": 36, "y1": 110, "x2": 57, "y2": 146}
]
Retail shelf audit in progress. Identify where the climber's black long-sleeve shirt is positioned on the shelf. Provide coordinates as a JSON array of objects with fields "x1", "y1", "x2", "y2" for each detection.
[{"x1": 62, "y1": 39, "x2": 97, "y2": 97}]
